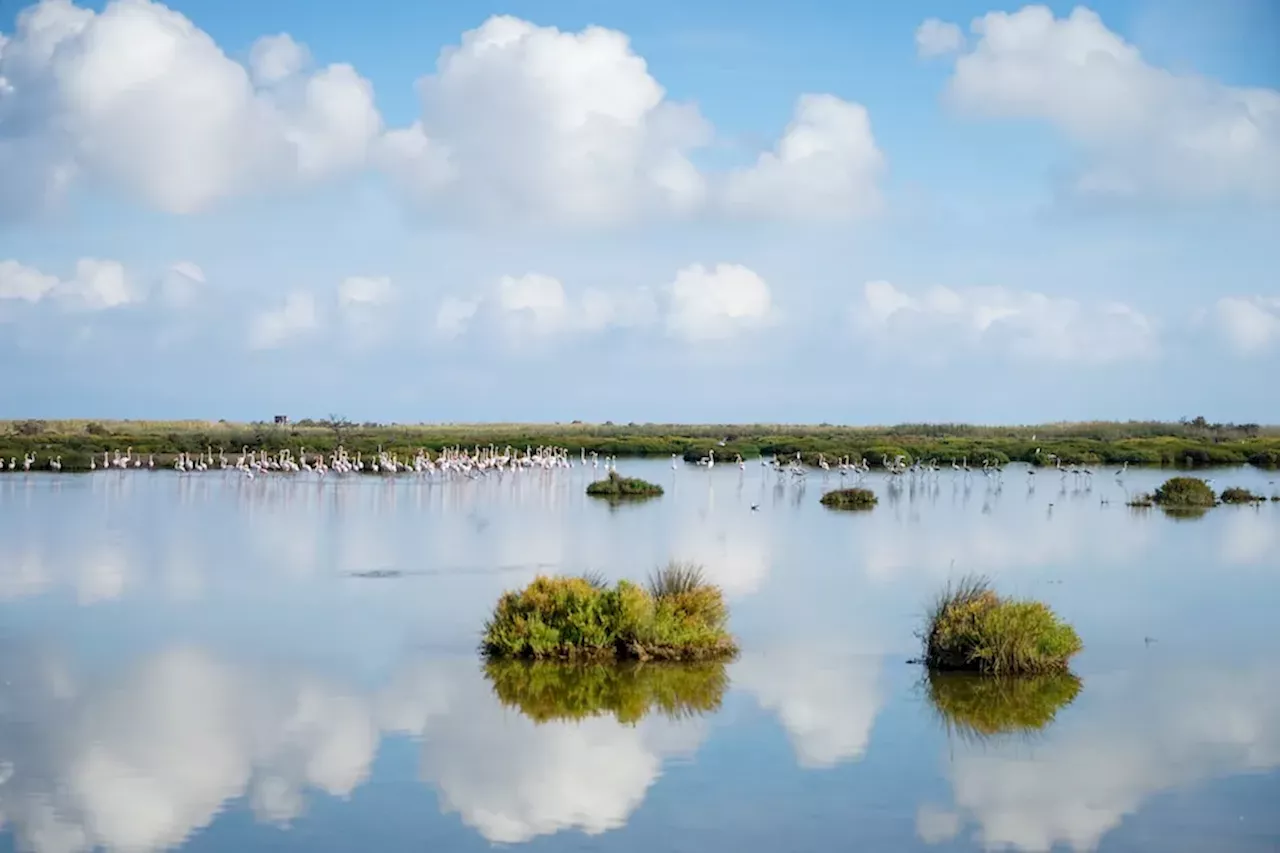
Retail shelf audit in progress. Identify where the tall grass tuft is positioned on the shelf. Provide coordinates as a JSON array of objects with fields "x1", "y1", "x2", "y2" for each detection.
[
  {"x1": 920, "y1": 574, "x2": 1082, "y2": 676},
  {"x1": 646, "y1": 560, "x2": 706, "y2": 598},
  {"x1": 482, "y1": 566, "x2": 737, "y2": 662},
  {"x1": 579, "y1": 569, "x2": 609, "y2": 589},
  {"x1": 483, "y1": 659, "x2": 728, "y2": 724}
]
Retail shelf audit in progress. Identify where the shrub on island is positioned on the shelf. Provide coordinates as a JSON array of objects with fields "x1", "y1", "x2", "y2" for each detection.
[
  {"x1": 1151, "y1": 476, "x2": 1216, "y2": 507},
  {"x1": 483, "y1": 659, "x2": 728, "y2": 724},
  {"x1": 481, "y1": 562, "x2": 737, "y2": 662},
  {"x1": 819, "y1": 488, "x2": 878, "y2": 509},
  {"x1": 585, "y1": 471, "x2": 664, "y2": 499},
  {"x1": 1219, "y1": 486, "x2": 1263, "y2": 504},
  {"x1": 920, "y1": 575, "x2": 1082, "y2": 676}
]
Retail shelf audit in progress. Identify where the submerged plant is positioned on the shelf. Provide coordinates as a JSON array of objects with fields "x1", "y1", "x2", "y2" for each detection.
[
  {"x1": 920, "y1": 574, "x2": 1082, "y2": 676},
  {"x1": 924, "y1": 670, "x2": 1082, "y2": 741},
  {"x1": 483, "y1": 659, "x2": 728, "y2": 724},
  {"x1": 481, "y1": 567, "x2": 737, "y2": 662},
  {"x1": 1152, "y1": 476, "x2": 1216, "y2": 507},
  {"x1": 819, "y1": 488, "x2": 878, "y2": 510}
]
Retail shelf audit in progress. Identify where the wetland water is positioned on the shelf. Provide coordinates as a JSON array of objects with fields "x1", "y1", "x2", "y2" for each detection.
[{"x1": 0, "y1": 461, "x2": 1277, "y2": 852}]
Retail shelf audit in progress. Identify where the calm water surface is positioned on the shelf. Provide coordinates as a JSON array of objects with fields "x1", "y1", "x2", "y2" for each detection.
[{"x1": 0, "y1": 462, "x2": 1277, "y2": 852}]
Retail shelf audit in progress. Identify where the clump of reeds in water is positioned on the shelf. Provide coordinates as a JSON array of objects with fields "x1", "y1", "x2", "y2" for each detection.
[
  {"x1": 924, "y1": 669, "x2": 1082, "y2": 741},
  {"x1": 481, "y1": 561, "x2": 737, "y2": 662},
  {"x1": 1151, "y1": 476, "x2": 1216, "y2": 507},
  {"x1": 819, "y1": 487, "x2": 878, "y2": 510},
  {"x1": 483, "y1": 658, "x2": 729, "y2": 725},
  {"x1": 1219, "y1": 486, "x2": 1263, "y2": 504},
  {"x1": 585, "y1": 470, "x2": 664, "y2": 499},
  {"x1": 920, "y1": 574, "x2": 1082, "y2": 676}
]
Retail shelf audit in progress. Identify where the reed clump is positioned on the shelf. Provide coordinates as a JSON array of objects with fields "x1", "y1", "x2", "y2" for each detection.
[
  {"x1": 483, "y1": 659, "x2": 728, "y2": 724},
  {"x1": 819, "y1": 487, "x2": 878, "y2": 509},
  {"x1": 585, "y1": 470, "x2": 663, "y2": 499},
  {"x1": 481, "y1": 562, "x2": 737, "y2": 662},
  {"x1": 920, "y1": 575, "x2": 1082, "y2": 675},
  {"x1": 1151, "y1": 476, "x2": 1216, "y2": 507},
  {"x1": 1219, "y1": 486, "x2": 1263, "y2": 504},
  {"x1": 925, "y1": 670, "x2": 1082, "y2": 740}
]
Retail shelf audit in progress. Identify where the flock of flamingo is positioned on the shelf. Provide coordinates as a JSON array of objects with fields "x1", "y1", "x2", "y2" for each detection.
[{"x1": 2, "y1": 438, "x2": 1138, "y2": 487}]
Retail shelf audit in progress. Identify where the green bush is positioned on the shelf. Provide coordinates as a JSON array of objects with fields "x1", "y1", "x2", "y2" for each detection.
[
  {"x1": 585, "y1": 471, "x2": 664, "y2": 498},
  {"x1": 925, "y1": 670, "x2": 1082, "y2": 739},
  {"x1": 1219, "y1": 487, "x2": 1263, "y2": 504},
  {"x1": 921, "y1": 575, "x2": 1082, "y2": 675},
  {"x1": 1152, "y1": 476, "x2": 1216, "y2": 507},
  {"x1": 819, "y1": 487, "x2": 878, "y2": 509},
  {"x1": 482, "y1": 564, "x2": 737, "y2": 661},
  {"x1": 483, "y1": 659, "x2": 728, "y2": 724}
]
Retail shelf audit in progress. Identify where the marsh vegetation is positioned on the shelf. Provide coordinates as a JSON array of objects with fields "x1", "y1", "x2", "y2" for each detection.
[
  {"x1": 920, "y1": 575, "x2": 1082, "y2": 676},
  {"x1": 483, "y1": 659, "x2": 728, "y2": 723},
  {"x1": 1219, "y1": 486, "x2": 1264, "y2": 504},
  {"x1": 481, "y1": 562, "x2": 737, "y2": 662}
]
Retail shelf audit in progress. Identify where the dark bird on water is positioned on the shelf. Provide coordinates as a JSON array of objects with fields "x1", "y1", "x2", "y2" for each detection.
[{"x1": 750, "y1": 503, "x2": 760, "y2": 511}]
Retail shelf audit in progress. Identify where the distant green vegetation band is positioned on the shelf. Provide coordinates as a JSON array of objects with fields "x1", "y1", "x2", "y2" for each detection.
[{"x1": 2, "y1": 418, "x2": 1277, "y2": 472}]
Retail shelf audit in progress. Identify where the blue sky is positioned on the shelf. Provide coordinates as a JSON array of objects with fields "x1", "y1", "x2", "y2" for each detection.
[{"x1": 0, "y1": 0, "x2": 1277, "y2": 423}]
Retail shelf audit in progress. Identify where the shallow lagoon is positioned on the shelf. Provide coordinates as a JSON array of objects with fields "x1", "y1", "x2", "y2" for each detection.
[{"x1": 0, "y1": 461, "x2": 1277, "y2": 852}]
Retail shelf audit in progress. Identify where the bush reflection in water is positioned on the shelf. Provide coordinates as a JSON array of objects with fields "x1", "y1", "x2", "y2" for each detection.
[{"x1": 483, "y1": 659, "x2": 729, "y2": 724}]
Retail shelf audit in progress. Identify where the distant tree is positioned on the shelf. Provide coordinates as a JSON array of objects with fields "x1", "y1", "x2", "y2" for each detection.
[{"x1": 321, "y1": 414, "x2": 354, "y2": 445}]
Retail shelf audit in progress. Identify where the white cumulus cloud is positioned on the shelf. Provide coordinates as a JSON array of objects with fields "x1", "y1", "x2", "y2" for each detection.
[
  {"x1": 248, "y1": 291, "x2": 319, "y2": 350},
  {"x1": 724, "y1": 94, "x2": 884, "y2": 219},
  {"x1": 437, "y1": 273, "x2": 661, "y2": 343},
  {"x1": 0, "y1": 258, "x2": 136, "y2": 310},
  {"x1": 434, "y1": 295, "x2": 481, "y2": 339},
  {"x1": 931, "y1": 4, "x2": 1280, "y2": 203},
  {"x1": 338, "y1": 275, "x2": 393, "y2": 307},
  {"x1": 1213, "y1": 295, "x2": 1280, "y2": 355},
  {"x1": 0, "y1": 0, "x2": 382, "y2": 218},
  {"x1": 916, "y1": 18, "x2": 964, "y2": 57},
  {"x1": 854, "y1": 280, "x2": 1157, "y2": 365},
  {"x1": 666, "y1": 262, "x2": 773, "y2": 341},
  {"x1": 376, "y1": 15, "x2": 710, "y2": 226}
]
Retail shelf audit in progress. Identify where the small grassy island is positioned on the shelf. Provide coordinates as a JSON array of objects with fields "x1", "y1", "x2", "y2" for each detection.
[
  {"x1": 1150, "y1": 476, "x2": 1217, "y2": 507},
  {"x1": 819, "y1": 487, "x2": 878, "y2": 509},
  {"x1": 1219, "y1": 486, "x2": 1264, "y2": 504},
  {"x1": 921, "y1": 575, "x2": 1082, "y2": 676},
  {"x1": 483, "y1": 659, "x2": 728, "y2": 724},
  {"x1": 482, "y1": 563, "x2": 737, "y2": 662},
  {"x1": 925, "y1": 670, "x2": 1082, "y2": 739},
  {"x1": 585, "y1": 471, "x2": 664, "y2": 499},
  {"x1": 1128, "y1": 475, "x2": 1221, "y2": 510}
]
